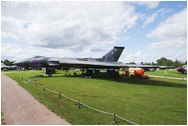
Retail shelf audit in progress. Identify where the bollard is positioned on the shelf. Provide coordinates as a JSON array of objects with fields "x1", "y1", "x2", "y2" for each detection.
[
  {"x1": 59, "y1": 92, "x2": 61, "y2": 98},
  {"x1": 113, "y1": 113, "x2": 116, "y2": 124},
  {"x1": 78, "y1": 101, "x2": 80, "y2": 108},
  {"x1": 43, "y1": 87, "x2": 45, "y2": 91}
]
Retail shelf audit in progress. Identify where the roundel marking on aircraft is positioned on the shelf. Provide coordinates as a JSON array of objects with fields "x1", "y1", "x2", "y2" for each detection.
[
  {"x1": 108, "y1": 55, "x2": 111, "y2": 58},
  {"x1": 32, "y1": 60, "x2": 38, "y2": 65}
]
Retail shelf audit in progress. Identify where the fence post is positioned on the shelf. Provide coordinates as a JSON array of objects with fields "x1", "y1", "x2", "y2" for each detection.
[
  {"x1": 36, "y1": 83, "x2": 37, "y2": 87},
  {"x1": 78, "y1": 101, "x2": 80, "y2": 108},
  {"x1": 43, "y1": 86, "x2": 45, "y2": 91},
  {"x1": 59, "y1": 92, "x2": 61, "y2": 98},
  {"x1": 113, "y1": 113, "x2": 116, "y2": 124}
]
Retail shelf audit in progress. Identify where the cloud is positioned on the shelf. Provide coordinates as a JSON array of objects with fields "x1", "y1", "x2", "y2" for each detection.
[
  {"x1": 121, "y1": 48, "x2": 187, "y2": 63},
  {"x1": 146, "y1": 37, "x2": 186, "y2": 49},
  {"x1": 121, "y1": 50, "x2": 149, "y2": 63},
  {"x1": 127, "y1": 1, "x2": 160, "y2": 9},
  {"x1": 142, "y1": 8, "x2": 164, "y2": 27},
  {"x1": 163, "y1": 51, "x2": 187, "y2": 61},
  {"x1": 137, "y1": 1, "x2": 160, "y2": 9},
  {"x1": 143, "y1": 13, "x2": 158, "y2": 27},
  {"x1": 1, "y1": 43, "x2": 32, "y2": 61},
  {"x1": 1, "y1": 43, "x2": 76, "y2": 61},
  {"x1": 90, "y1": 46, "x2": 106, "y2": 52},
  {"x1": 146, "y1": 8, "x2": 187, "y2": 49},
  {"x1": 2, "y1": 1, "x2": 139, "y2": 52}
]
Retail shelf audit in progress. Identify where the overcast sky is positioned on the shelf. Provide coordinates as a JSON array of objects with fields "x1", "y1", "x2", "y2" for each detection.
[{"x1": 1, "y1": 1, "x2": 187, "y2": 63}]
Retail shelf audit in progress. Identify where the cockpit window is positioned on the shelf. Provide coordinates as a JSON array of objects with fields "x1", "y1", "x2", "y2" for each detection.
[{"x1": 33, "y1": 56, "x2": 44, "y2": 58}]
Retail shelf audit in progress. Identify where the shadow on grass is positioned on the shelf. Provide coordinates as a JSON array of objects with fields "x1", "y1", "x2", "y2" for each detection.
[
  {"x1": 39, "y1": 73, "x2": 187, "y2": 88},
  {"x1": 95, "y1": 76, "x2": 187, "y2": 88}
]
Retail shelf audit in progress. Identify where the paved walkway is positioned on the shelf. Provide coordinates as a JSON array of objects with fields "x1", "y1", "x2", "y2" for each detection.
[
  {"x1": 148, "y1": 75, "x2": 187, "y2": 80},
  {"x1": 1, "y1": 72, "x2": 71, "y2": 125}
]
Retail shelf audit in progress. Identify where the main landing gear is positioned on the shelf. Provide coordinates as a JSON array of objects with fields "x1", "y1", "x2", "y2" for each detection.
[{"x1": 82, "y1": 68, "x2": 92, "y2": 79}]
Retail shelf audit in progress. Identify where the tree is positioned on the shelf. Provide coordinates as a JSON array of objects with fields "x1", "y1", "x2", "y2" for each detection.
[
  {"x1": 156, "y1": 57, "x2": 167, "y2": 66},
  {"x1": 145, "y1": 62, "x2": 151, "y2": 65},
  {"x1": 172, "y1": 59, "x2": 181, "y2": 68},
  {"x1": 183, "y1": 61, "x2": 187, "y2": 66},
  {"x1": 166, "y1": 60, "x2": 173, "y2": 66},
  {"x1": 156, "y1": 57, "x2": 186, "y2": 67},
  {"x1": 129, "y1": 62, "x2": 136, "y2": 64},
  {"x1": 151, "y1": 62, "x2": 156, "y2": 65},
  {"x1": 2, "y1": 59, "x2": 15, "y2": 66},
  {"x1": 3, "y1": 59, "x2": 9, "y2": 66}
]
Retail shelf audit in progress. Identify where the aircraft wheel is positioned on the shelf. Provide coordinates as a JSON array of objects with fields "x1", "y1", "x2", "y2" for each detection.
[
  {"x1": 85, "y1": 76, "x2": 88, "y2": 79},
  {"x1": 131, "y1": 75, "x2": 135, "y2": 78}
]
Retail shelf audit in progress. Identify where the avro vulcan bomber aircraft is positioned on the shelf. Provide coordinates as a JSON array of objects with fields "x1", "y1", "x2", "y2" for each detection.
[{"x1": 13, "y1": 46, "x2": 158, "y2": 77}]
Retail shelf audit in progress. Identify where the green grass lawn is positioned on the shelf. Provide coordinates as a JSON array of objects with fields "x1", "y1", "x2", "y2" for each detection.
[
  {"x1": 145, "y1": 70, "x2": 187, "y2": 78},
  {"x1": 1, "y1": 70, "x2": 17, "y2": 72},
  {"x1": 6, "y1": 71, "x2": 187, "y2": 125}
]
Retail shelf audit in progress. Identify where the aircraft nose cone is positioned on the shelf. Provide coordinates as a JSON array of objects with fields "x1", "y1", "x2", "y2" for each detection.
[{"x1": 13, "y1": 61, "x2": 28, "y2": 67}]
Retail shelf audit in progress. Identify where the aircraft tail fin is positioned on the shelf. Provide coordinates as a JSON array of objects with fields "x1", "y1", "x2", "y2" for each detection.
[{"x1": 100, "y1": 46, "x2": 124, "y2": 62}]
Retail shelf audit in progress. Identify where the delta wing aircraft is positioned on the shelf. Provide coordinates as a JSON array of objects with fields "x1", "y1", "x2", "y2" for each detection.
[{"x1": 13, "y1": 46, "x2": 158, "y2": 76}]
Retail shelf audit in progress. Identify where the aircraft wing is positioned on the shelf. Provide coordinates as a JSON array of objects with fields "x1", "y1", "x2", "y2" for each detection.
[{"x1": 48, "y1": 58, "x2": 159, "y2": 69}]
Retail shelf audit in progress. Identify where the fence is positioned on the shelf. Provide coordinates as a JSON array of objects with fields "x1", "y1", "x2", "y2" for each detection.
[{"x1": 12, "y1": 73, "x2": 139, "y2": 125}]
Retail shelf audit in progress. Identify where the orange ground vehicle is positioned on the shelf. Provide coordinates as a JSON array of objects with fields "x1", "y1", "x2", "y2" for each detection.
[{"x1": 131, "y1": 69, "x2": 149, "y2": 79}]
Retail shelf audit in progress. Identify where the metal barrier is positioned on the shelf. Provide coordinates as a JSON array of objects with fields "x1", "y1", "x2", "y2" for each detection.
[{"x1": 12, "y1": 73, "x2": 139, "y2": 125}]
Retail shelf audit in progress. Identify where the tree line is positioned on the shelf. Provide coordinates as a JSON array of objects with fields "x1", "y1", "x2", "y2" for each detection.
[
  {"x1": 145, "y1": 57, "x2": 187, "y2": 68},
  {"x1": 129, "y1": 57, "x2": 187, "y2": 68},
  {"x1": 1, "y1": 59, "x2": 15, "y2": 66}
]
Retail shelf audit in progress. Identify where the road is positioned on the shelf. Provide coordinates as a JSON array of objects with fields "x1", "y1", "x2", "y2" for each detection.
[
  {"x1": 1, "y1": 72, "x2": 71, "y2": 125},
  {"x1": 148, "y1": 75, "x2": 187, "y2": 80}
]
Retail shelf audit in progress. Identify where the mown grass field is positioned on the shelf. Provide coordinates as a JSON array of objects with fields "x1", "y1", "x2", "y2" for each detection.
[
  {"x1": 1, "y1": 70, "x2": 16, "y2": 72},
  {"x1": 145, "y1": 70, "x2": 187, "y2": 78},
  {"x1": 6, "y1": 70, "x2": 187, "y2": 125}
]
